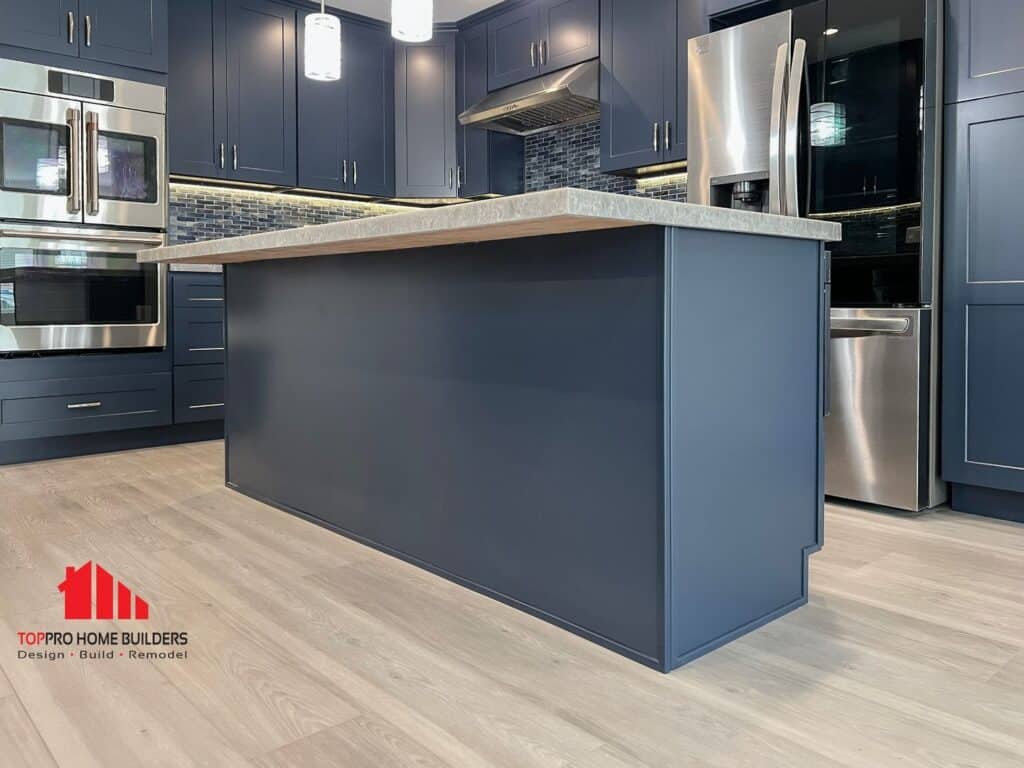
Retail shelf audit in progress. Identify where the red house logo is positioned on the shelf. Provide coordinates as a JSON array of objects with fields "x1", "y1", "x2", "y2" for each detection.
[{"x1": 58, "y1": 562, "x2": 149, "y2": 621}]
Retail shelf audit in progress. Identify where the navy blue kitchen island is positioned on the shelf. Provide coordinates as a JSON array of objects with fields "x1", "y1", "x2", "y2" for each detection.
[{"x1": 142, "y1": 189, "x2": 840, "y2": 672}]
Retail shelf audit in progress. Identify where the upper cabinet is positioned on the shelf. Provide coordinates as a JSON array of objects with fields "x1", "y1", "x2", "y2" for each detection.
[
  {"x1": 168, "y1": 0, "x2": 296, "y2": 187},
  {"x1": 298, "y1": 19, "x2": 394, "y2": 196},
  {"x1": 600, "y1": 0, "x2": 701, "y2": 173},
  {"x1": 704, "y1": 0, "x2": 764, "y2": 15},
  {"x1": 946, "y1": 0, "x2": 1024, "y2": 103},
  {"x1": 395, "y1": 32, "x2": 458, "y2": 199},
  {"x1": 488, "y1": 0, "x2": 599, "y2": 90},
  {"x1": 0, "y1": 0, "x2": 167, "y2": 72}
]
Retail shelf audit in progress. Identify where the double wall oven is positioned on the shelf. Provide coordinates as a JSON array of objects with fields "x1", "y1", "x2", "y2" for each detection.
[{"x1": 0, "y1": 58, "x2": 167, "y2": 353}]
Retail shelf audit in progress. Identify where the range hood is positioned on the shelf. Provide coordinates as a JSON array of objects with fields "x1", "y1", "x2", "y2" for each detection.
[{"x1": 458, "y1": 61, "x2": 599, "y2": 136}]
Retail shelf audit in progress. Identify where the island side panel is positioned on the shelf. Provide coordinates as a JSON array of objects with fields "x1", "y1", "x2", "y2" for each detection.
[
  {"x1": 225, "y1": 227, "x2": 667, "y2": 665},
  {"x1": 664, "y1": 229, "x2": 825, "y2": 670}
]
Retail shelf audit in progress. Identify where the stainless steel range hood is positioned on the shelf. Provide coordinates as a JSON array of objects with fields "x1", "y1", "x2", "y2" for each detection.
[{"x1": 458, "y1": 61, "x2": 599, "y2": 136}]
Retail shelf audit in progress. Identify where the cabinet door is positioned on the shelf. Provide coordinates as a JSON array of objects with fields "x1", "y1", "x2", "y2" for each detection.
[
  {"x1": 457, "y1": 22, "x2": 490, "y2": 197},
  {"x1": 168, "y1": 0, "x2": 226, "y2": 179},
  {"x1": 666, "y1": 0, "x2": 704, "y2": 162},
  {"x1": 0, "y1": 0, "x2": 78, "y2": 57},
  {"x1": 488, "y1": 2, "x2": 541, "y2": 89},
  {"x1": 705, "y1": 0, "x2": 767, "y2": 15},
  {"x1": 539, "y1": 0, "x2": 599, "y2": 74},
  {"x1": 225, "y1": 0, "x2": 296, "y2": 186},
  {"x1": 346, "y1": 21, "x2": 395, "y2": 197},
  {"x1": 297, "y1": 16, "x2": 348, "y2": 191},
  {"x1": 395, "y1": 33, "x2": 457, "y2": 198},
  {"x1": 942, "y1": 92, "x2": 1024, "y2": 494},
  {"x1": 77, "y1": 0, "x2": 168, "y2": 72},
  {"x1": 946, "y1": 0, "x2": 1024, "y2": 103},
  {"x1": 599, "y1": 0, "x2": 670, "y2": 172}
]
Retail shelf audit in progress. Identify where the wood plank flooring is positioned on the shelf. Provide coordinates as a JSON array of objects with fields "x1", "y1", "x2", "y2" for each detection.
[{"x1": 1, "y1": 441, "x2": 1022, "y2": 767}]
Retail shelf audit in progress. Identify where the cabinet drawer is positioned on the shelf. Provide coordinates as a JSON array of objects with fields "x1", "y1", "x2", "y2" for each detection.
[
  {"x1": 172, "y1": 272, "x2": 224, "y2": 307},
  {"x1": 0, "y1": 373, "x2": 171, "y2": 441},
  {"x1": 174, "y1": 364, "x2": 225, "y2": 423},
  {"x1": 174, "y1": 307, "x2": 225, "y2": 366}
]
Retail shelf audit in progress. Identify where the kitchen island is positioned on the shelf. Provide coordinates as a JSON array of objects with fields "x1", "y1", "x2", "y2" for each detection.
[{"x1": 142, "y1": 188, "x2": 840, "y2": 672}]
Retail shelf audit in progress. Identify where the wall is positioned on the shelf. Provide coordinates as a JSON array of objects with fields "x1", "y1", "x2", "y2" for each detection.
[
  {"x1": 168, "y1": 184, "x2": 407, "y2": 244},
  {"x1": 524, "y1": 120, "x2": 688, "y2": 201}
]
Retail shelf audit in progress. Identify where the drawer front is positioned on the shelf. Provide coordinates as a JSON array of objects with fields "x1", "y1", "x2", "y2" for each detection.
[
  {"x1": 174, "y1": 307, "x2": 225, "y2": 366},
  {"x1": 172, "y1": 272, "x2": 225, "y2": 308},
  {"x1": 0, "y1": 373, "x2": 172, "y2": 441},
  {"x1": 174, "y1": 365, "x2": 225, "y2": 423}
]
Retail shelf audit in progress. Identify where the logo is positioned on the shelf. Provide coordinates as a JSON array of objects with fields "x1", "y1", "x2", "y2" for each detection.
[{"x1": 58, "y1": 561, "x2": 149, "y2": 621}]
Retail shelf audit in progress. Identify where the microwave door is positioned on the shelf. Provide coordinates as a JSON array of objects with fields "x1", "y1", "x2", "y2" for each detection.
[
  {"x1": 0, "y1": 90, "x2": 84, "y2": 224},
  {"x1": 83, "y1": 104, "x2": 166, "y2": 230}
]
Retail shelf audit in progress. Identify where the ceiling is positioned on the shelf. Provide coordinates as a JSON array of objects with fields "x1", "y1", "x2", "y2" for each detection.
[{"x1": 325, "y1": 1, "x2": 505, "y2": 24}]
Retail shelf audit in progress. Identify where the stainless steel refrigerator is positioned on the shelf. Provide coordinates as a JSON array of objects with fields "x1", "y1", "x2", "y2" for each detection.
[{"x1": 687, "y1": 0, "x2": 945, "y2": 511}]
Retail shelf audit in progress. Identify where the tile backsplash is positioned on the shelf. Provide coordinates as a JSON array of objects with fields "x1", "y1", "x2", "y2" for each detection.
[
  {"x1": 524, "y1": 119, "x2": 687, "y2": 201},
  {"x1": 168, "y1": 184, "x2": 405, "y2": 244}
]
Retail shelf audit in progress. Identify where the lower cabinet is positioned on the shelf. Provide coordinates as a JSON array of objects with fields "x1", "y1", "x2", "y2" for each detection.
[
  {"x1": 942, "y1": 92, "x2": 1024, "y2": 499},
  {"x1": 171, "y1": 272, "x2": 226, "y2": 424}
]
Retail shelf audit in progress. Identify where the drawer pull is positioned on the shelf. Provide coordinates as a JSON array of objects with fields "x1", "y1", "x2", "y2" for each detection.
[
  {"x1": 188, "y1": 403, "x2": 225, "y2": 410},
  {"x1": 67, "y1": 401, "x2": 102, "y2": 410},
  {"x1": 187, "y1": 346, "x2": 225, "y2": 352},
  {"x1": 188, "y1": 297, "x2": 224, "y2": 302}
]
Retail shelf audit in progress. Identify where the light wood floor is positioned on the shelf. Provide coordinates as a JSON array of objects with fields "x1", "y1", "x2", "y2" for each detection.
[{"x1": 1, "y1": 441, "x2": 1022, "y2": 767}]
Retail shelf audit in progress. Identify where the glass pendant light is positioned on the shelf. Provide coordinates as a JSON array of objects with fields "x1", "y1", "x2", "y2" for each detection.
[
  {"x1": 305, "y1": 0, "x2": 341, "y2": 82},
  {"x1": 391, "y1": 0, "x2": 433, "y2": 43}
]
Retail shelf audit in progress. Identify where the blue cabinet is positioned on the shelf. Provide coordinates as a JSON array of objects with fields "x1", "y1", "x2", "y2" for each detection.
[
  {"x1": 395, "y1": 33, "x2": 458, "y2": 198},
  {"x1": 705, "y1": 0, "x2": 765, "y2": 16},
  {"x1": 457, "y1": 21, "x2": 524, "y2": 198},
  {"x1": 170, "y1": 272, "x2": 225, "y2": 424},
  {"x1": 601, "y1": 0, "x2": 699, "y2": 172},
  {"x1": 942, "y1": 91, "x2": 1024, "y2": 496},
  {"x1": 946, "y1": 0, "x2": 1024, "y2": 104},
  {"x1": 298, "y1": 20, "x2": 394, "y2": 196},
  {"x1": 488, "y1": 0, "x2": 599, "y2": 90},
  {"x1": 0, "y1": 0, "x2": 167, "y2": 72},
  {"x1": 168, "y1": 0, "x2": 227, "y2": 179}
]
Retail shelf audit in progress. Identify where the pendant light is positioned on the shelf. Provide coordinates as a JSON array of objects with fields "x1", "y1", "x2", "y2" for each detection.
[
  {"x1": 305, "y1": 0, "x2": 341, "y2": 82},
  {"x1": 391, "y1": 0, "x2": 433, "y2": 43}
]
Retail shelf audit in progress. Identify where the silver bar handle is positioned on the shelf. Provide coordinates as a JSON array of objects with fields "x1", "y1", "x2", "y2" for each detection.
[
  {"x1": 353, "y1": 160, "x2": 358, "y2": 187},
  {"x1": 457, "y1": 165, "x2": 463, "y2": 191},
  {"x1": 830, "y1": 317, "x2": 911, "y2": 335},
  {"x1": 85, "y1": 111, "x2": 100, "y2": 216},
  {"x1": 449, "y1": 167, "x2": 454, "y2": 190},
  {"x1": 768, "y1": 42, "x2": 789, "y2": 215},
  {"x1": 652, "y1": 122, "x2": 659, "y2": 153},
  {"x1": 0, "y1": 228, "x2": 164, "y2": 244},
  {"x1": 232, "y1": 144, "x2": 238, "y2": 171},
  {"x1": 530, "y1": 42, "x2": 537, "y2": 68},
  {"x1": 67, "y1": 402, "x2": 102, "y2": 410},
  {"x1": 663, "y1": 120, "x2": 671, "y2": 151},
  {"x1": 84, "y1": 15, "x2": 92, "y2": 47},
  {"x1": 188, "y1": 346, "x2": 225, "y2": 352},
  {"x1": 66, "y1": 108, "x2": 82, "y2": 214},
  {"x1": 342, "y1": 159, "x2": 348, "y2": 185},
  {"x1": 189, "y1": 403, "x2": 225, "y2": 410},
  {"x1": 540, "y1": 40, "x2": 547, "y2": 66},
  {"x1": 67, "y1": 11, "x2": 75, "y2": 44},
  {"x1": 219, "y1": 142, "x2": 225, "y2": 169},
  {"x1": 784, "y1": 39, "x2": 806, "y2": 217}
]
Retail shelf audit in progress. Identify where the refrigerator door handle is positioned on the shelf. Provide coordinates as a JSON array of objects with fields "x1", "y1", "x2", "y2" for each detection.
[
  {"x1": 768, "y1": 42, "x2": 789, "y2": 215},
  {"x1": 830, "y1": 316, "x2": 912, "y2": 335},
  {"x1": 784, "y1": 38, "x2": 806, "y2": 217}
]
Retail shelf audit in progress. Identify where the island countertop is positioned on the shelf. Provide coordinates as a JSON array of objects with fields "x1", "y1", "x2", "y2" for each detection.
[{"x1": 140, "y1": 188, "x2": 841, "y2": 266}]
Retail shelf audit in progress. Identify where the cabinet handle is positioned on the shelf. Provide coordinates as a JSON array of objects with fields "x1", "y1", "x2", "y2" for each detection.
[
  {"x1": 664, "y1": 121, "x2": 671, "y2": 151},
  {"x1": 530, "y1": 41, "x2": 537, "y2": 68},
  {"x1": 342, "y1": 159, "x2": 348, "y2": 185},
  {"x1": 67, "y1": 11, "x2": 75, "y2": 44},
  {"x1": 67, "y1": 401, "x2": 102, "y2": 410},
  {"x1": 457, "y1": 165, "x2": 463, "y2": 191},
  {"x1": 219, "y1": 142, "x2": 225, "y2": 169},
  {"x1": 189, "y1": 403, "x2": 225, "y2": 410},
  {"x1": 84, "y1": 15, "x2": 92, "y2": 47},
  {"x1": 232, "y1": 144, "x2": 238, "y2": 171},
  {"x1": 540, "y1": 40, "x2": 547, "y2": 65},
  {"x1": 653, "y1": 122, "x2": 660, "y2": 153},
  {"x1": 188, "y1": 347, "x2": 225, "y2": 352},
  {"x1": 353, "y1": 160, "x2": 358, "y2": 187}
]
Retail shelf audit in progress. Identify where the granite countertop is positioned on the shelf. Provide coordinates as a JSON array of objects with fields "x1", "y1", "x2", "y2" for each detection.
[{"x1": 141, "y1": 188, "x2": 842, "y2": 266}]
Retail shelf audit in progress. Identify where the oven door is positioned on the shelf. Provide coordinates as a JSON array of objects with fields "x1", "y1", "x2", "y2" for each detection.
[
  {"x1": 84, "y1": 104, "x2": 165, "y2": 230},
  {"x1": 0, "y1": 90, "x2": 83, "y2": 225},
  {"x1": 0, "y1": 225, "x2": 166, "y2": 353}
]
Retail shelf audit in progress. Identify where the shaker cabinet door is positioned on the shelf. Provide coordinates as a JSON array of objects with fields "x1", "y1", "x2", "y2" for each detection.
[
  {"x1": 488, "y1": 3, "x2": 541, "y2": 89},
  {"x1": 346, "y1": 21, "x2": 395, "y2": 198},
  {"x1": 539, "y1": 0, "x2": 599, "y2": 74},
  {"x1": 946, "y1": 0, "x2": 1024, "y2": 103},
  {"x1": 225, "y1": 0, "x2": 296, "y2": 187},
  {"x1": 297, "y1": 16, "x2": 348, "y2": 191},
  {"x1": 457, "y1": 22, "x2": 491, "y2": 197},
  {"x1": 168, "y1": 0, "x2": 226, "y2": 179},
  {"x1": 77, "y1": 0, "x2": 168, "y2": 72},
  {"x1": 0, "y1": 0, "x2": 78, "y2": 57}
]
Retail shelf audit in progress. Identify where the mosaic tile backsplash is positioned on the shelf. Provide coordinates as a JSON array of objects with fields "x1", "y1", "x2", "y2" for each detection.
[
  {"x1": 524, "y1": 119, "x2": 688, "y2": 201},
  {"x1": 168, "y1": 184, "x2": 404, "y2": 244}
]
